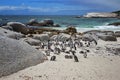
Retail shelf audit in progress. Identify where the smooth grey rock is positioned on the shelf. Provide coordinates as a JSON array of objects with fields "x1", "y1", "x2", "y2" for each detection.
[
  {"x1": 7, "y1": 22, "x2": 29, "y2": 34},
  {"x1": 0, "y1": 35, "x2": 47, "y2": 77}
]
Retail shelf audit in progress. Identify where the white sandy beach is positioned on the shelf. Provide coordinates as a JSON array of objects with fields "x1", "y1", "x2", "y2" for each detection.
[{"x1": 0, "y1": 38, "x2": 120, "y2": 80}]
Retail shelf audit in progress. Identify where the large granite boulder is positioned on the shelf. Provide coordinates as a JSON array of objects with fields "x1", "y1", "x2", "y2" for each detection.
[
  {"x1": 84, "y1": 12, "x2": 117, "y2": 18},
  {"x1": 0, "y1": 27, "x2": 25, "y2": 40},
  {"x1": 0, "y1": 35, "x2": 47, "y2": 77},
  {"x1": 101, "y1": 31, "x2": 114, "y2": 36},
  {"x1": 27, "y1": 19, "x2": 46, "y2": 26},
  {"x1": 33, "y1": 34, "x2": 50, "y2": 42},
  {"x1": 7, "y1": 22, "x2": 29, "y2": 34},
  {"x1": 24, "y1": 38, "x2": 41, "y2": 46},
  {"x1": 97, "y1": 34, "x2": 117, "y2": 41}
]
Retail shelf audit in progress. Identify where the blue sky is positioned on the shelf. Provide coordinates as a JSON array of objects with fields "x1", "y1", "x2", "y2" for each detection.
[{"x1": 0, "y1": 0, "x2": 120, "y2": 15}]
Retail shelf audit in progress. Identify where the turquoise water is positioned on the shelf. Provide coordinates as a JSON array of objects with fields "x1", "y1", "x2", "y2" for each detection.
[{"x1": 0, "y1": 15, "x2": 120, "y2": 31}]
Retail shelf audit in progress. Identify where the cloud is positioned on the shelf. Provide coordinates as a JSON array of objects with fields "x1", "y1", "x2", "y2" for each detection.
[
  {"x1": 0, "y1": 5, "x2": 89, "y2": 12},
  {"x1": 29, "y1": 0, "x2": 120, "y2": 11}
]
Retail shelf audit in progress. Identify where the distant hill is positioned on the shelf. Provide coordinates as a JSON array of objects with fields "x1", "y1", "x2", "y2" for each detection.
[{"x1": 112, "y1": 10, "x2": 120, "y2": 16}]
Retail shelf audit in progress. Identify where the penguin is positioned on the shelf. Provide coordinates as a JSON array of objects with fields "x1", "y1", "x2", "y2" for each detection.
[
  {"x1": 73, "y1": 55, "x2": 79, "y2": 62},
  {"x1": 50, "y1": 56, "x2": 56, "y2": 61},
  {"x1": 83, "y1": 52, "x2": 87, "y2": 58}
]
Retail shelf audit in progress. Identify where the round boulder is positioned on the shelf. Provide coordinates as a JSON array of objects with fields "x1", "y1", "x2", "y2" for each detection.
[
  {"x1": 24, "y1": 38, "x2": 41, "y2": 46},
  {"x1": 65, "y1": 26, "x2": 77, "y2": 34},
  {"x1": 0, "y1": 35, "x2": 47, "y2": 77},
  {"x1": 7, "y1": 22, "x2": 29, "y2": 34},
  {"x1": 98, "y1": 34, "x2": 117, "y2": 41}
]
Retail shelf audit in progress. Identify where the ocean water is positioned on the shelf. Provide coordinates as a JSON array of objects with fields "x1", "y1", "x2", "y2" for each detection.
[{"x1": 0, "y1": 15, "x2": 120, "y2": 32}]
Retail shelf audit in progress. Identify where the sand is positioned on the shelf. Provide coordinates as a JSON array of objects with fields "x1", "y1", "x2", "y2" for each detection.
[
  {"x1": 1, "y1": 53, "x2": 120, "y2": 80},
  {"x1": 0, "y1": 38, "x2": 120, "y2": 80},
  {"x1": 0, "y1": 33, "x2": 120, "y2": 80}
]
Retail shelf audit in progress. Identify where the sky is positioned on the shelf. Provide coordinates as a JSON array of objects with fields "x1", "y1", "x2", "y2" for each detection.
[{"x1": 0, "y1": 0, "x2": 120, "y2": 15}]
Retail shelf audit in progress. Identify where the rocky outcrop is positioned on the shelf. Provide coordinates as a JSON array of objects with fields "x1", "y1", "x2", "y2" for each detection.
[
  {"x1": 108, "y1": 22, "x2": 120, "y2": 26},
  {"x1": 0, "y1": 35, "x2": 47, "y2": 77},
  {"x1": 42, "y1": 19, "x2": 54, "y2": 26},
  {"x1": 84, "y1": 12, "x2": 117, "y2": 18},
  {"x1": 27, "y1": 19, "x2": 60, "y2": 27},
  {"x1": 83, "y1": 30, "x2": 116, "y2": 41},
  {"x1": 7, "y1": 22, "x2": 29, "y2": 34}
]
